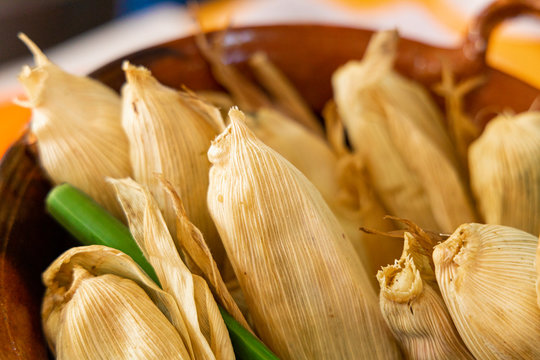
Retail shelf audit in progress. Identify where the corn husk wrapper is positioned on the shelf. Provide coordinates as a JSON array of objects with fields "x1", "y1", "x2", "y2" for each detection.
[
  {"x1": 195, "y1": 32, "x2": 271, "y2": 112},
  {"x1": 433, "y1": 63, "x2": 483, "y2": 167},
  {"x1": 207, "y1": 109, "x2": 401, "y2": 359},
  {"x1": 121, "y1": 63, "x2": 226, "y2": 266},
  {"x1": 332, "y1": 30, "x2": 477, "y2": 233},
  {"x1": 195, "y1": 32, "x2": 322, "y2": 135},
  {"x1": 245, "y1": 108, "x2": 336, "y2": 201},
  {"x1": 159, "y1": 176, "x2": 253, "y2": 332},
  {"x1": 377, "y1": 233, "x2": 474, "y2": 360},
  {"x1": 537, "y1": 237, "x2": 540, "y2": 309},
  {"x1": 16, "y1": 34, "x2": 130, "y2": 219},
  {"x1": 336, "y1": 154, "x2": 403, "y2": 276},
  {"x1": 196, "y1": 90, "x2": 236, "y2": 119},
  {"x1": 42, "y1": 245, "x2": 192, "y2": 359},
  {"x1": 248, "y1": 52, "x2": 323, "y2": 136},
  {"x1": 245, "y1": 109, "x2": 366, "y2": 261},
  {"x1": 469, "y1": 111, "x2": 540, "y2": 235},
  {"x1": 433, "y1": 223, "x2": 540, "y2": 359},
  {"x1": 109, "y1": 178, "x2": 235, "y2": 360},
  {"x1": 247, "y1": 107, "x2": 402, "y2": 280},
  {"x1": 324, "y1": 101, "x2": 402, "y2": 275}
]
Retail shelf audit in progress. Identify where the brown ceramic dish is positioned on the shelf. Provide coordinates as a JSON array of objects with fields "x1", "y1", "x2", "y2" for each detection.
[{"x1": 1, "y1": 0, "x2": 539, "y2": 358}]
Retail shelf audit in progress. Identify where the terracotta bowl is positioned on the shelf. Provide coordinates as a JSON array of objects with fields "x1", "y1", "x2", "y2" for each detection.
[{"x1": 1, "y1": 1, "x2": 539, "y2": 358}]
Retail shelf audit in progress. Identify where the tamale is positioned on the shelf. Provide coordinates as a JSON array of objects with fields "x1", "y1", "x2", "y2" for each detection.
[
  {"x1": 207, "y1": 108, "x2": 401, "y2": 359},
  {"x1": 16, "y1": 34, "x2": 130, "y2": 219},
  {"x1": 469, "y1": 111, "x2": 540, "y2": 235},
  {"x1": 537, "y1": 236, "x2": 540, "y2": 309},
  {"x1": 434, "y1": 223, "x2": 540, "y2": 359},
  {"x1": 110, "y1": 178, "x2": 235, "y2": 360},
  {"x1": 332, "y1": 30, "x2": 478, "y2": 233},
  {"x1": 246, "y1": 107, "x2": 401, "y2": 279},
  {"x1": 378, "y1": 233, "x2": 474, "y2": 360},
  {"x1": 42, "y1": 246, "x2": 192, "y2": 359},
  {"x1": 121, "y1": 63, "x2": 226, "y2": 266}
]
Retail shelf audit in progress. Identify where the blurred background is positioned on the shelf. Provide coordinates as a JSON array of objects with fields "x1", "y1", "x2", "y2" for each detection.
[{"x1": 1, "y1": 0, "x2": 539, "y2": 155}]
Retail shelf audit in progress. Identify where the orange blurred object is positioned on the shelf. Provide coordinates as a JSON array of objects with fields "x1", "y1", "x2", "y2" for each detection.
[{"x1": 0, "y1": 103, "x2": 30, "y2": 158}]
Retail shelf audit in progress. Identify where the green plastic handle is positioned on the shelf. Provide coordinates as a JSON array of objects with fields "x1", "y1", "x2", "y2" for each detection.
[{"x1": 45, "y1": 183, "x2": 279, "y2": 360}]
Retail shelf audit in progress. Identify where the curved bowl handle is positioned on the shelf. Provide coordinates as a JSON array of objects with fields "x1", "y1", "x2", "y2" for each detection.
[{"x1": 463, "y1": 0, "x2": 540, "y2": 62}]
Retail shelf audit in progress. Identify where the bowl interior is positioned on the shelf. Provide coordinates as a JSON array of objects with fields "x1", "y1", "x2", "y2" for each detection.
[{"x1": 1, "y1": 24, "x2": 539, "y2": 359}]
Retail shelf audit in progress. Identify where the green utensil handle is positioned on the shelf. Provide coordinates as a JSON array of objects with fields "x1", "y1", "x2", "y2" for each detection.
[{"x1": 45, "y1": 183, "x2": 279, "y2": 360}]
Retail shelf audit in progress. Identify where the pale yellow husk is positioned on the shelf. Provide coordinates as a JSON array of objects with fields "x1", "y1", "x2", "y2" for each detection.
[
  {"x1": 195, "y1": 32, "x2": 322, "y2": 135},
  {"x1": 16, "y1": 34, "x2": 130, "y2": 219},
  {"x1": 121, "y1": 63, "x2": 226, "y2": 266},
  {"x1": 537, "y1": 237, "x2": 540, "y2": 309},
  {"x1": 196, "y1": 90, "x2": 236, "y2": 119},
  {"x1": 433, "y1": 223, "x2": 540, "y2": 359},
  {"x1": 323, "y1": 100, "x2": 403, "y2": 276},
  {"x1": 245, "y1": 108, "x2": 337, "y2": 202},
  {"x1": 469, "y1": 111, "x2": 540, "y2": 235},
  {"x1": 195, "y1": 32, "x2": 271, "y2": 112},
  {"x1": 433, "y1": 63, "x2": 483, "y2": 167},
  {"x1": 377, "y1": 233, "x2": 474, "y2": 360},
  {"x1": 109, "y1": 177, "x2": 235, "y2": 360},
  {"x1": 42, "y1": 246, "x2": 192, "y2": 359},
  {"x1": 207, "y1": 108, "x2": 401, "y2": 359},
  {"x1": 248, "y1": 52, "x2": 323, "y2": 136},
  {"x1": 159, "y1": 176, "x2": 253, "y2": 332},
  {"x1": 332, "y1": 30, "x2": 477, "y2": 233},
  {"x1": 246, "y1": 107, "x2": 402, "y2": 280}
]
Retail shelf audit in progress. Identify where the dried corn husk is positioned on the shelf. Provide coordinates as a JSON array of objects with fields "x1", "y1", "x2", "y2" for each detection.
[
  {"x1": 245, "y1": 108, "x2": 337, "y2": 203},
  {"x1": 332, "y1": 30, "x2": 477, "y2": 233},
  {"x1": 336, "y1": 155, "x2": 402, "y2": 277},
  {"x1": 245, "y1": 108, "x2": 365, "y2": 263},
  {"x1": 159, "y1": 176, "x2": 252, "y2": 332},
  {"x1": 246, "y1": 107, "x2": 402, "y2": 280},
  {"x1": 323, "y1": 100, "x2": 403, "y2": 275},
  {"x1": 207, "y1": 108, "x2": 401, "y2": 359},
  {"x1": 537, "y1": 237, "x2": 540, "y2": 309},
  {"x1": 195, "y1": 32, "x2": 322, "y2": 135},
  {"x1": 433, "y1": 223, "x2": 540, "y2": 359},
  {"x1": 121, "y1": 63, "x2": 226, "y2": 266},
  {"x1": 42, "y1": 246, "x2": 192, "y2": 359},
  {"x1": 377, "y1": 233, "x2": 474, "y2": 360},
  {"x1": 433, "y1": 62, "x2": 483, "y2": 167},
  {"x1": 469, "y1": 111, "x2": 540, "y2": 235},
  {"x1": 196, "y1": 90, "x2": 236, "y2": 118},
  {"x1": 248, "y1": 52, "x2": 323, "y2": 135},
  {"x1": 16, "y1": 34, "x2": 130, "y2": 219},
  {"x1": 195, "y1": 32, "x2": 271, "y2": 112},
  {"x1": 109, "y1": 178, "x2": 234, "y2": 360}
]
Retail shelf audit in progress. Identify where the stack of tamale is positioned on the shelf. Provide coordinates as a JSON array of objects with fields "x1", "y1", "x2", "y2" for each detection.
[{"x1": 16, "y1": 27, "x2": 540, "y2": 360}]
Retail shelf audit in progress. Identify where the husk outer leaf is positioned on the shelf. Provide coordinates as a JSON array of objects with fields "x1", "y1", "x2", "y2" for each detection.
[
  {"x1": 41, "y1": 245, "x2": 192, "y2": 359},
  {"x1": 433, "y1": 223, "x2": 540, "y2": 359},
  {"x1": 377, "y1": 234, "x2": 474, "y2": 360},
  {"x1": 121, "y1": 63, "x2": 226, "y2": 266},
  {"x1": 17, "y1": 34, "x2": 131, "y2": 219},
  {"x1": 109, "y1": 177, "x2": 235, "y2": 360},
  {"x1": 207, "y1": 109, "x2": 401, "y2": 359},
  {"x1": 469, "y1": 112, "x2": 540, "y2": 236}
]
